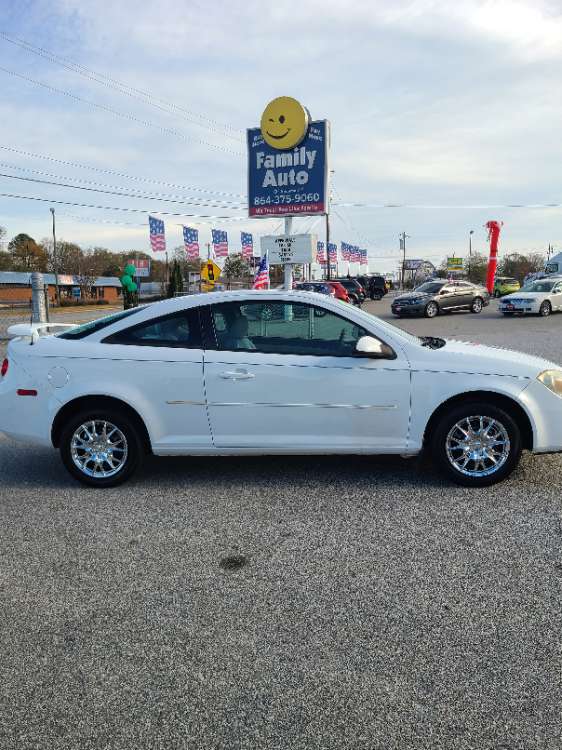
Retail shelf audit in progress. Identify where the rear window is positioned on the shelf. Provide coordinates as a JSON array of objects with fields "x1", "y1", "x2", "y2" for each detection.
[{"x1": 57, "y1": 307, "x2": 146, "y2": 340}]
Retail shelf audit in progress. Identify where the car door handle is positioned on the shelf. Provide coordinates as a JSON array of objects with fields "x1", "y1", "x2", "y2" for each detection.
[{"x1": 219, "y1": 370, "x2": 255, "y2": 380}]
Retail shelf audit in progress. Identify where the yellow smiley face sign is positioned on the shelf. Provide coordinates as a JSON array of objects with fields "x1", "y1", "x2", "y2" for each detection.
[{"x1": 260, "y1": 96, "x2": 310, "y2": 150}]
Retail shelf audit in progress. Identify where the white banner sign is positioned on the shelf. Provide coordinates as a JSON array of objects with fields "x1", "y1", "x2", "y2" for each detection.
[{"x1": 260, "y1": 234, "x2": 316, "y2": 264}]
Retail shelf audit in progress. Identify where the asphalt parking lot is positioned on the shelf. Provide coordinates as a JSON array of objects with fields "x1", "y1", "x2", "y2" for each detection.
[{"x1": 1, "y1": 298, "x2": 561, "y2": 749}]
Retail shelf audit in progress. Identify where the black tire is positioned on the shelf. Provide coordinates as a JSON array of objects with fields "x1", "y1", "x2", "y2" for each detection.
[
  {"x1": 539, "y1": 301, "x2": 552, "y2": 317},
  {"x1": 470, "y1": 297, "x2": 484, "y2": 313},
  {"x1": 425, "y1": 301, "x2": 439, "y2": 318},
  {"x1": 430, "y1": 401, "x2": 522, "y2": 487},
  {"x1": 60, "y1": 407, "x2": 143, "y2": 487}
]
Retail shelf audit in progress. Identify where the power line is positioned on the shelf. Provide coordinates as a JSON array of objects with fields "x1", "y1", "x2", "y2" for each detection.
[
  {"x1": 0, "y1": 65, "x2": 244, "y2": 157},
  {"x1": 0, "y1": 168, "x2": 246, "y2": 209},
  {"x1": 0, "y1": 190, "x2": 250, "y2": 221},
  {"x1": 333, "y1": 201, "x2": 562, "y2": 209},
  {"x1": 0, "y1": 32, "x2": 243, "y2": 141},
  {"x1": 0, "y1": 161, "x2": 245, "y2": 205},
  {"x1": 0, "y1": 145, "x2": 246, "y2": 198}
]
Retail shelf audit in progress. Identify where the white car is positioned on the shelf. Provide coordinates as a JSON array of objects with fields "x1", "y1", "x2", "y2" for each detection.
[
  {"x1": 1, "y1": 290, "x2": 562, "y2": 488},
  {"x1": 499, "y1": 277, "x2": 562, "y2": 316}
]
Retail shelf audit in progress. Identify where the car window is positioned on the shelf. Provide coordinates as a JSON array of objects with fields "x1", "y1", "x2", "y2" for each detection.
[
  {"x1": 415, "y1": 282, "x2": 444, "y2": 294},
  {"x1": 553, "y1": 283, "x2": 562, "y2": 293},
  {"x1": 103, "y1": 309, "x2": 201, "y2": 348},
  {"x1": 210, "y1": 301, "x2": 372, "y2": 357},
  {"x1": 57, "y1": 306, "x2": 146, "y2": 340}
]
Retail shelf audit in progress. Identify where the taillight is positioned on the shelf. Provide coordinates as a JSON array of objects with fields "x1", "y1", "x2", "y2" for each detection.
[{"x1": 0, "y1": 358, "x2": 8, "y2": 378}]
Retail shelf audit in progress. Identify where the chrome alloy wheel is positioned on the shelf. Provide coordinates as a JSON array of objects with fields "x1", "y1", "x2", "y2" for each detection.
[
  {"x1": 70, "y1": 420, "x2": 128, "y2": 478},
  {"x1": 445, "y1": 415, "x2": 510, "y2": 477}
]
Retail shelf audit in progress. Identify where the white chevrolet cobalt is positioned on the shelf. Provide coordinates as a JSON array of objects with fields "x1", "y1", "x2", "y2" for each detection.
[{"x1": 1, "y1": 290, "x2": 562, "y2": 488}]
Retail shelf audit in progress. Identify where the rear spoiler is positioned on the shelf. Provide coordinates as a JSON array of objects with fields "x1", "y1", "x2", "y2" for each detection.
[{"x1": 7, "y1": 322, "x2": 77, "y2": 345}]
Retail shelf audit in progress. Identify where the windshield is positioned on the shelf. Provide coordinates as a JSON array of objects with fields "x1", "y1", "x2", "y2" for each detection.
[
  {"x1": 520, "y1": 280, "x2": 556, "y2": 293},
  {"x1": 57, "y1": 306, "x2": 146, "y2": 340},
  {"x1": 413, "y1": 282, "x2": 444, "y2": 294},
  {"x1": 352, "y1": 305, "x2": 424, "y2": 347}
]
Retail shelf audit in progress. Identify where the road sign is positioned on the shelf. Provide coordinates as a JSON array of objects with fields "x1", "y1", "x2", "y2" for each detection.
[
  {"x1": 260, "y1": 234, "x2": 316, "y2": 264},
  {"x1": 247, "y1": 120, "x2": 330, "y2": 218},
  {"x1": 127, "y1": 258, "x2": 151, "y2": 277},
  {"x1": 200, "y1": 260, "x2": 221, "y2": 283},
  {"x1": 447, "y1": 257, "x2": 464, "y2": 271}
]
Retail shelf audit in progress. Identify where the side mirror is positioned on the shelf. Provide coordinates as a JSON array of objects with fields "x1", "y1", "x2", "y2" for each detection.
[
  {"x1": 354, "y1": 336, "x2": 395, "y2": 360},
  {"x1": 439, "y1": 289, "x2": 448, "y2": 295}
]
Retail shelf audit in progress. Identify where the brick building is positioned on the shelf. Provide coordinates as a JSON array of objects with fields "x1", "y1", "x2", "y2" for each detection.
[{"x1": 0, "y1": 272, "x2": 122, "y2": 305}]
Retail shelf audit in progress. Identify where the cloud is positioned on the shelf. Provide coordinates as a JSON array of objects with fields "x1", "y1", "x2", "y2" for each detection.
[{"x1": 0, "y1": 0, "x2": 561, "y2": 273}]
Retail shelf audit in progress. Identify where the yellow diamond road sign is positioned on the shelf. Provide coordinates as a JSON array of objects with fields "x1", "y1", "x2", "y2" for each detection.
[{"x1": 200, "y1": 260, "x2": 221, "y2": 283}]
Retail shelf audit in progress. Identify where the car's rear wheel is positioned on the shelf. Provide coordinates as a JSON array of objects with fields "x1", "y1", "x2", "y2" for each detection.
[
  {"x1": 470, "y1": 297, "x2": 484, "y2": 313},
  {"x1": 60, "y1": 408, "x2": 143, "y2": 487},
  {"x1": 431, "y1": 402, "x2": 522, "y2": 487},
  {"x1": 425, "y1": 301, "x2": 439, "y2": 318},
  {"x1": 539, "y1": 301, "x2": 552, "y2": 317}
]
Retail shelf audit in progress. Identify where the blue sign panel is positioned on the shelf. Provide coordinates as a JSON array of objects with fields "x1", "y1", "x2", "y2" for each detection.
[{"x1": 247, "y1": 120, "x2": 329, "y2": 218}]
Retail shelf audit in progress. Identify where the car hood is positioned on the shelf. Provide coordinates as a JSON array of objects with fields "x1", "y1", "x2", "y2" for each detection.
[
  {"x1": 416, "y1": 338, "x2": 559, "y2": 377},
  {"x1": 501, "y1": 291, "x2": 547, "y2": 300},
  {"x1": 394, "y1": 292, "x2": 432, "y2": 302}
]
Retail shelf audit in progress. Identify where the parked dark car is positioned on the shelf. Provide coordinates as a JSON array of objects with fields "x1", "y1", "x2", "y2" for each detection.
[
  {"x1": 391, "y1": 280, "x2": 490, "y2": 318},
  {"x1": 335, "y1": 278, "x2": 365, "y2": 306},
  {"x1": 358, "y1": 274, "x2": 388, "y2": 300},
  {"x1": 295, "y1": 282, "x2": 335, "y2": 297}
]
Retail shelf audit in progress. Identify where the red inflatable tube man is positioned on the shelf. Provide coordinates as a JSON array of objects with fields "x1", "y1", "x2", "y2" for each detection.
[{"x1": 485, "y1": 220, "x2": 503, "y2": 294}]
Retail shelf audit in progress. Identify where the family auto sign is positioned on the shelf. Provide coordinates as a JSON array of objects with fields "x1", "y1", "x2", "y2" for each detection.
[{"x1": 247, "y1": 96, "x2": 330, "y2": 218}]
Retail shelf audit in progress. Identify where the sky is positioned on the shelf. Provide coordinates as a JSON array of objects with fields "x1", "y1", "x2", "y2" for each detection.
[{"x1": 1, "y1": 0, "x2": 562, "y2": 274}]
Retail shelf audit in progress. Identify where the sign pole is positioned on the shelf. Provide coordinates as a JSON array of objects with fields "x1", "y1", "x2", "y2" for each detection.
[{"x1": 283, "y1": 217, "x2": 293, "y2": 290}]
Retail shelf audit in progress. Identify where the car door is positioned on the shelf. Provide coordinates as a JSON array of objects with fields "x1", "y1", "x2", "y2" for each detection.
[
  {"x1": 453, "y1": 282, "x2": 474, "y2": 309},
  {"x1": 202, "y1": 298, "x2": 411, "y2": 453},
  {"x1": 437, "y1": 284, "x2": 458, "y2": 310},
  {"x1": 100, "y1": 308, "x2": 212, "y2": 451},
  {"x1": 550, "y1": 282, "x2": 562, "y2": 310}
]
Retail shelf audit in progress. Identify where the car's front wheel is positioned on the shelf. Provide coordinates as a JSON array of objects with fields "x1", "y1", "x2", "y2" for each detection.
[
  {"x1": 425, "y1": 301, "x2": 439, "y2": 318},
  {"x1": 539, "y1": 301, "x2": 552, "y2": 317},
  {"x1": 431, "y1": 402, "x2": 522, "y2": 487},
  {"x1": 470, "y1": 297, "x2": 484, "y2": 313},
  {"x1": 60, "y1": 408, "x2": 143, "y2": 487}
]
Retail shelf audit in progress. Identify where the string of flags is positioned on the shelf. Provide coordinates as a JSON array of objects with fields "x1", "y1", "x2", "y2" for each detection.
[{"x1": 149, "y1": 215, "x2": 368, "y2": 265}]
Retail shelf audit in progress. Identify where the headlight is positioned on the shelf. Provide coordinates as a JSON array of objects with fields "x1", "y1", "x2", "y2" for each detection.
[{"x1": 537, "y1": 370, "x2": 562, "y2": 397}]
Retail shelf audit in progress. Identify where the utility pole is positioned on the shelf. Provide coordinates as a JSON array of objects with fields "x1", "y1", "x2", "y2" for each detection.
[
  {"x1": 49, "y1": 207, "x2": 60, "y2": 307},
  {"x1": 399, "y1": 232, "x2": 408, "y2": 290},
  {"x1": 325, "y1": 213, "x2": 331, "y2": 281},
  {"x1": 468, "y1": 229, "x2": 474, "y2": 279}
]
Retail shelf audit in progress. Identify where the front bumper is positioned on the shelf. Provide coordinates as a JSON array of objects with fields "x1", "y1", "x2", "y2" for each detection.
[
  {"x1": 499, "y1": 302, "x2": 539, "y2": 314},
  {"x1": 391, "y1": 302, "x2": 426, "y2": 316},
  {"x1": 520, "y1": 379, "x2": 562, "y2": 453}
]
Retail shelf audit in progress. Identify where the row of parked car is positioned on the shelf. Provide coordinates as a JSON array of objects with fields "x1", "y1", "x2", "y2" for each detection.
[{"x1": 295, "y1": 275, "x2": 390, "y2": 306}]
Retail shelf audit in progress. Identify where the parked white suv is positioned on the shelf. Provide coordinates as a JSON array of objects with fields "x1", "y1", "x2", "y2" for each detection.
[{"x1": 2, "y1": 290, "x2": 562, "y2": 488}]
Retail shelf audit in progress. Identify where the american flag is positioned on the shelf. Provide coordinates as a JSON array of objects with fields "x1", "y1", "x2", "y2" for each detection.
[
  {"x1": 241, "y1": 232, "x2": 253, "y2": 259},
  {"x1": 351, "y1": 245, "x2": 361, "y2": 263},
  {"x1": 183, "y1": 226, "x2": 200, "y2": 261},
  {"x1": 253, "y1": 254, "x2": 269, "y2": 289},
  {"x1": 341, "y1": 242, "x2": 350, "y2": 261},
  {"x1": 328, "y1": 243, "x2": 338, "y2": 263},
  {"x1": 316, "y1": 241, "x2": 326, "y2": 263},
  {"x1": 360, "y1": 248, "x2": 368, "y2": 266},
  {"x1": 149, "y1": 216, "x2": 166, "y2": 252},
  {"x1": 212, "y1": 229, "x2": 228, "y2": 258}
]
